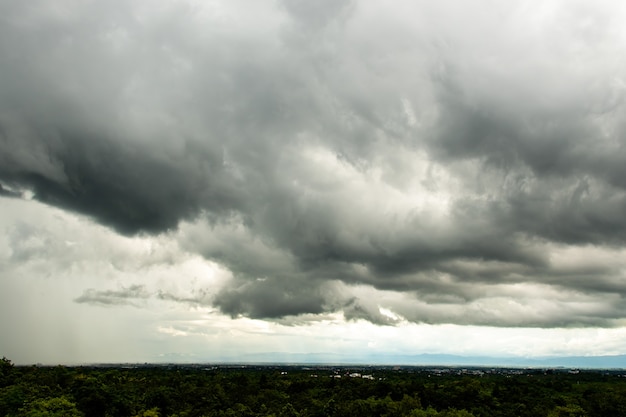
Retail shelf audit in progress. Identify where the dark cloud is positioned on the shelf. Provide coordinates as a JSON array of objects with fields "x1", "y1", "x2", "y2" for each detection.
[
  {"x1": 1, "y1": 130, "x2": 234, "y2": 234},
  {"x1": 214, "y1": 277, "x2": 327, "y2": 319},
  {"x1": 3, "y1": 0, "x2": 626, "y2": 327}
]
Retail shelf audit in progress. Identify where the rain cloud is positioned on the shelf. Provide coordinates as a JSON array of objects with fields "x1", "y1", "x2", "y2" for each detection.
[{"x1": 2, "y1": 0, "x2": 626, "y2": 328}]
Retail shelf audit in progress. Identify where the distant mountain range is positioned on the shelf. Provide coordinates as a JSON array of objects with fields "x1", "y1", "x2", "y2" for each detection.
[{"x1": 191, "y1": 352, "x2": 626, "y2": 369}]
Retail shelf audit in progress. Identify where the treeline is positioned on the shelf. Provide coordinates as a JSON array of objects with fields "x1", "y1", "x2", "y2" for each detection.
[{"x1": 1, "y1": 357, "x2": 626, "y2": 416}]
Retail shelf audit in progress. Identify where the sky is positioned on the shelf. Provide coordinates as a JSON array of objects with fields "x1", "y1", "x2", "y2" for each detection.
[{"x1": 2, "y1": 0, "x2": 626, "y2": 365}]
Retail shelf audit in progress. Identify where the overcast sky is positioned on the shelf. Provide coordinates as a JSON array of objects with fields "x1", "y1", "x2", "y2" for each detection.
[{"x1": 2, "y1": 0, "x2": 626, "y2": 365}]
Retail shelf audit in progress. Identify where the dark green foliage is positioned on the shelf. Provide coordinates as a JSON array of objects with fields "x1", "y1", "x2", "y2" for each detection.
[
  {"x1": 0, "y1": 361, "x2": 625, "y2": 417},
  {"x1": 0, "y1": 358, "x2": 14, "y2": 389}
]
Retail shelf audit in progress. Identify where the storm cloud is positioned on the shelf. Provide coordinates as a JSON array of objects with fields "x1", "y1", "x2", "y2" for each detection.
[{"x1": 2, "y1": 0, "x2": 626, "y2": 328}]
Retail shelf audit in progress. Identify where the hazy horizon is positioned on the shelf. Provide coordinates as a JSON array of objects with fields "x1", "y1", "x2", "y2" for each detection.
[
  {"x1": 12, "y1": 352, "x2": 626, "y2": 370},
  {"x1": 2, "y1": 0, "x2": 626, "y2": 365}
]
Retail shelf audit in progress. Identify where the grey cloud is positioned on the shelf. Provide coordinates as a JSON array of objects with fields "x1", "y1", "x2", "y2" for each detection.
[
  {"x1": 394, "y1": 299, "x2": 625, "y2": 328},
  {"x1": 3, "y1": 0, "x2": 626, "y2": 327},
  {"x1": 281, "y1": 0, "x2": 353, "y2": 29},
  {"x1": 74, "y1": 285, "x2": 149, "y2": 306},
  {"x1": 0, "y1": 184, "x2": 20, "y2": 198},
  {"x1": 342, "y1": 297, "x2": 399, "y2": 326},
  {"x1": 156, "y1": 289, "x2": 212, "y2": 306},
  {"x1": 214, "y1": 277, "x2": 327, "y2": 319}
]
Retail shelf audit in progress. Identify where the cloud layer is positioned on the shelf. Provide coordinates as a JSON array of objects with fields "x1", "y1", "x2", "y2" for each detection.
[{"x1": 2, "y1": 0, "x2": 626, "y2": 328}]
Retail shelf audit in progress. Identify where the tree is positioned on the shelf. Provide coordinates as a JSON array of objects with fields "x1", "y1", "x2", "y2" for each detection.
[
  {"x1": 279, "y1": 402, "x2": 300, "y2": 417},
  {"x1": 0, "y1": 384, "x2": 28, "y2": 416},
  {"x1": 0, "y1": 357, "x2": 14, "y2": 388},
  {"x1": 547, "y1": 404, "x2": 587, "y2": 417},
  {"x1": 133, "y1": 407, "x2": 160, "y2": 417},
  {"x1": 17, "y1": 396, "x2": 83, "y2": 417}
]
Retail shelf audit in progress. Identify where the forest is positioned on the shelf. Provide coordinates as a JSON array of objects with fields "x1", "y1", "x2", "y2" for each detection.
[{"x1": 1, "y1": 357, "x2": 625, "y2": 416}]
